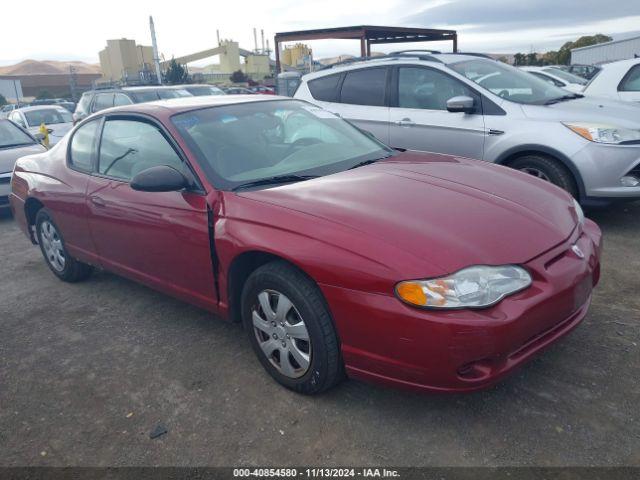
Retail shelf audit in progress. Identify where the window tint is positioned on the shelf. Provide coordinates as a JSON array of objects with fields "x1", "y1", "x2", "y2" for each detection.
[
  {"x1": 69, "y1": 120, "x2": 99, "y2": 171},
  {"x1": 398, "y1": 67, "x2": 475, "y2": 110},
  {"x1": 98, "y1": 119, "x2": 183, "y2": 181},
  {"x1": 308, "y1": 74, "x2": 341, "y2": 102},
  {"x1": 620, "y1": 65, "x2": 640, "y2": 92},
  {"x1": 113, "y1": 93, "x2": 133, "y2": 106},
  {"x1": 340, "y1": 68, "x2": 387, "y2": 106},
  {"x1": 92, "y1": 93, "x2": 114, "y2": 112}
]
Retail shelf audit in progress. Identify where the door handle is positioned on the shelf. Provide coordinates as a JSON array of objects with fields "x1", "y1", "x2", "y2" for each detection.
[
  {"x1": 89, "y1": 195, "x2": 106, "y2": 207},
  {"x1": 396, "y1": 118, "x2": 415, "y2": 127}
]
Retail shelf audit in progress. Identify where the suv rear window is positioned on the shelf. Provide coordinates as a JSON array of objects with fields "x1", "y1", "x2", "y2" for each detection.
[
  {"x1": 308, "y1": 74, "x2": 341, "y2": 102},
  {"x1": 339, "y1": 68, "x2": 387, "y2": 106}
]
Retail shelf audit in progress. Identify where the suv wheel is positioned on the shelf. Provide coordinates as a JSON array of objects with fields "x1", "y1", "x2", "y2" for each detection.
[
  {"x1": 35, "y1": 209, "x2": 93, "y2": 282},
  {"x1": 510, "y1": 154, "x2": 578, "y2": 198},
  {"x1": 241, "y1": 261, "x2": 343, "y2": 394}
]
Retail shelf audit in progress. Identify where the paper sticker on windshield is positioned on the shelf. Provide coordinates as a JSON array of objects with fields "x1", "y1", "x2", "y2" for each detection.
[
  {"x1": 173, "y1": 115, "x2": 199, "y2": 129},
  {"x1": 302, "y1": 106, "x2": 339, "y2": 119},
  {"x1": 220, "y1": 114, "x2": 238, "y2": 124}
]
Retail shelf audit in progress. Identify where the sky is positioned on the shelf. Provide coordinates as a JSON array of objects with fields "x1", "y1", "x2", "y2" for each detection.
[{"x1": 1, "y1": 0, "x2": 639, "y2": 66}]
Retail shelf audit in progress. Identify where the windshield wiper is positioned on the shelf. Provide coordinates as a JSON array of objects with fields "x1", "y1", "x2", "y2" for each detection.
[
  {"x1": 349, "y1": 153, "x2": 395, "y2": 170},
  {"x1": 232, "y1": 174, "x2": 319, "y2": 192},
  {"x1": 544, "y1": 93, "x2": 584, "y2": 105}
]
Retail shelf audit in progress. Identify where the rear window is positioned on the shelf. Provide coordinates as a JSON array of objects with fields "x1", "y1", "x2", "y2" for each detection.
[
  {"x1": 24, "y1": 108, "x2": 72, "y2": 127},
  {"x1": 130, "y1": 91, "x2": 160, "y2": 103},
  {"x1": 620, "y1": 65, "x2": 640, "y2": 92},
  {"x1": 308, "y1": 74, "x2": 341, "y2": 102},
  {"x1": 339, "y1": 68, "x2": 387, "y2": 106}
]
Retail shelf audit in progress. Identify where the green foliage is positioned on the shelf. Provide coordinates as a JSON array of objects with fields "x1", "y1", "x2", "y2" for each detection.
[
  {"x1": 36, "y1": 90, "x2": 53, "y2": 100},
  {"x1": 513, "y1": 34, "x2": 612, "y2": 66},
  {"x1": 230, "y1": 70, "x2": 248, "y2": 83},
  {"x1": 0, "y1": 94, "x2": 7, "y2": 106},
  {"x1": 164, "y1": 58, "x2": 189, "y2": 84}
]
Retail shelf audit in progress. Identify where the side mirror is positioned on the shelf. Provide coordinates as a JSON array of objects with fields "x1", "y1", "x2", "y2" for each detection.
[
  {"x1": 446, "y1": 96, "x2": 476, "y2": 114},
  {"x1": 130, "y1": 165, "x2": 188, "y2": 192}
]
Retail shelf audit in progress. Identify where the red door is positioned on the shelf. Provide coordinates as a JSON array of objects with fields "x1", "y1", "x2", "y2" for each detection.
[{"x1": 85, "y1": 116, "x2": 217, "y2": 311}]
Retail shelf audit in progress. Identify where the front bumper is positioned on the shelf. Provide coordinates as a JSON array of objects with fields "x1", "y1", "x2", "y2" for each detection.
[
  {"x1": 0, "y1": 172, "x2": 11, "y2": 210},
  {"x1": 321, "y1": 220, "x2": 602, "y2": 393},
  {"x1": 573, "y1": 142, "x2": 640, "y2": 200}
]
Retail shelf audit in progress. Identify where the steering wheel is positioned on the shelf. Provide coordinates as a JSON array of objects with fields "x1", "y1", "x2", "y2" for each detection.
[
  {"x1": 259, "y1": 116, "x2": 285, "y2": 145},
  {"x1": 497, "y1": 89, "x2": 510, "y2": 99}
]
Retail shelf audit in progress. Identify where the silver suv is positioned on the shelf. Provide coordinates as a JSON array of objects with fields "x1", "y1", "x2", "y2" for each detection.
[{"x1": 295, "y1": 53, "x2": 640, "y2": 205}]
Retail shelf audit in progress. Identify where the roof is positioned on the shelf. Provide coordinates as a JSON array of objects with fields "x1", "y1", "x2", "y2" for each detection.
[{"x1": 571, "y1": 34, "x2": 640, "y2": 52}]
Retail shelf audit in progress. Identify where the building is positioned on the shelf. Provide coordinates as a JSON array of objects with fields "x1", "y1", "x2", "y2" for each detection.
[
  {"x1": 0, "y1": 78, "x2": 23, "y2": 102},
  {"x1": 99, "y1": 38, "x2": 155, "y2": 84},
  {"x1": 0, "y1": 73, "x2": 99, "y2": 100},
  {"x1": 281, "y1": 44, "x2": 312, "y2": 68},
  {"x1": 571, "y1": 35, "x2": 640, "y2": 65}
]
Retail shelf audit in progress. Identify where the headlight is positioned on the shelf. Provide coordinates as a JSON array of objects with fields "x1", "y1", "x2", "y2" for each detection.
[
  {"x1": 563, "y1": 122, "x2": 640, "y2": 144},
  {"x1": 573, "y1": 199, "x2": 584, "y2": 225},
  {"x1": 395, "y1": 265, "x2": 532, "y2": 309}
]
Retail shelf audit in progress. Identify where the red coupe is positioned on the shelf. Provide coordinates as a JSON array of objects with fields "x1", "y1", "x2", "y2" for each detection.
[{"x1": 9, "y1": 96, "x2": 602, "y2": 394}]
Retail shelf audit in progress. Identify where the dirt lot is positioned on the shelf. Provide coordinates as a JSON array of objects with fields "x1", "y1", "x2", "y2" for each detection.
[{"x1": 0, "y1": 203, "x2": 639, "y2": 467}]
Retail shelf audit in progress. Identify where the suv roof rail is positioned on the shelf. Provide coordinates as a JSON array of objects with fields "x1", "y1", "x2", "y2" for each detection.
[
  {"x1": 317, "y1": 52, "x2": 443, "y2": 71},
  {"x1": 449, "y1": 52, "x2": 495, "y2": 60},
  {"x1": 391, "y1": 49, "x2": 442, "y2": 54}
]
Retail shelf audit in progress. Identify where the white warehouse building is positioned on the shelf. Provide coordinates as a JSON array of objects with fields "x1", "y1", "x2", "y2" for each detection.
[{"x1": 571, "y1": 35, "x2": 640, "y2": 65}]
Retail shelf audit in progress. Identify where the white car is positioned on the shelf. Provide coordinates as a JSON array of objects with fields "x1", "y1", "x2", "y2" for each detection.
[
  {"x1": 519, "y1": 66, "x2": 587, "y2": 93},
  {"x1": 7, "y1": 105, "x2": 73, "y2": 146},
  {"x1": 582, "y1": 58, "x2": 640, "y2": 103}
]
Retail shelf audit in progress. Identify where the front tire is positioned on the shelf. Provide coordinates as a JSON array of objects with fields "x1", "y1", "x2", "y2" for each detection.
[
  {"x1": 35, "y1": 208, "x2": 93, "y2": 282},
  {"x1": 510, "y1": 154, "x2": 578, "y2": 198},
  {"x1": 241, "y1": 261, "x2": 343, "y2": 394}
]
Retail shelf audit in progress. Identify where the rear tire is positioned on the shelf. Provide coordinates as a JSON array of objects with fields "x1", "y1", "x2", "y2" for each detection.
[
  {"x1": 241, "y1": 261, "x2": 343, "y2": 394},
  {"x1": 35, "y1": 208, "x2": 93, "y2": 283},
  {"x1": 510, "y1": 154, "x2": 578, "y2": 198}
]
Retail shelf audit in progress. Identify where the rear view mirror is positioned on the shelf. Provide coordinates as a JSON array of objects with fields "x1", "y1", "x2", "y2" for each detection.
[
  {"x1": 446, "y1": 96, "x2": 476, "y2": 114},
  {"x1": 130, "y1": 165, "x2": 188, "y2": 192}
]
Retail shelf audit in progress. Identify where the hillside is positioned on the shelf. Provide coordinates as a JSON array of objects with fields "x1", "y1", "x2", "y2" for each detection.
[{"x1": 0, "y1": 60, "x2": 101, "y2": 75}]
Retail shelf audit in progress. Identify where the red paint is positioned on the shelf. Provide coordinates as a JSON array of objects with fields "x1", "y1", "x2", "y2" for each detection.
[{"x1": 9, "y1": 100, "x2": 602, "y2": 393}]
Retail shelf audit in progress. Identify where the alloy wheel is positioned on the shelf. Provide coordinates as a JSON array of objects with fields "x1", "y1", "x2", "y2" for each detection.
[
  {"x1": 252, "y1": 289, "x2": 311, "y2": 378},
  {"x1": 40, "y1": 220, "x2": 65, "y2": 272}
]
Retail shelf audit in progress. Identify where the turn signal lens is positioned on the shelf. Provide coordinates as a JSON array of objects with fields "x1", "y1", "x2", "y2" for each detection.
[{"x1": 395, "y1": 265, "x2": 532, "y2": 310}]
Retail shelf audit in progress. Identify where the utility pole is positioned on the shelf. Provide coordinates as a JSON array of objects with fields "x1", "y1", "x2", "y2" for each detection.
[
  {"x1": 150, "y1": 16, "x2": 163, "y2": 85},
  {"x1": 69, "y1": 65, "x2": 78, "y2": 101}
]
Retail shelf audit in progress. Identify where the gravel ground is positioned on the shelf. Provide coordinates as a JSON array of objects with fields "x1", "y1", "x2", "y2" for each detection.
[{"x1": 0, "y1": 202, "x2": 638, "y2": 467}]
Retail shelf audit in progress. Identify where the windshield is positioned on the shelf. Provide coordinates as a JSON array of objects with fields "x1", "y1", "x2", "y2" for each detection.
[
  {"x1": 0, "y1": 120, "x2": 35, "y2": 148},
  {"x1": 186, "y1": 86, "x2": 225, "y2": 96},
  {"x1": 158, "y1": 89, "x2": 191, "y2": 99},
  {"x1": 543, "y1": 67, "x2": 588, "y2": 85},
  {"x1": 24, "y1": 108, "x2": 72, "y2": 127},
  {"x1": 172, "y1": 100, "x2": 393, "y2": 190},
  {"x1": 450, "y1": 59, "x2": 572, "y2": 105}
]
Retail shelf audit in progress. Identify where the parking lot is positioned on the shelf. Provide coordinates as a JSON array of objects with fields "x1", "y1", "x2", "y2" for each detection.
[{"x1": 0, "y1": 202, "x2": 638, "y2": 467}]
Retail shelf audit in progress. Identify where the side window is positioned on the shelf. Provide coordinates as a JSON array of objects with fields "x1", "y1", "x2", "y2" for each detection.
[
  {"x1": 340, "y1": 68, "x2": 387, "y2": 106},
  {"x1": 98, "y1": 119, "x2": 183, "y2": 182},
  {"x1": 92, "y1": 93, "x2": 114, "y2": 112},
  {"x1": 398, "y1": 67, "x2": 476, "y2": 111},
  {"x1": 77, "y1": 94, "x2": 92, "y2": 113},
  {"x1": 530, "y1": 72, "x2": 563, "y2": 87},
  {"x1": 308, "y1": 74, "x2": 341, "y2": 102},
  {"x1": 69, "y1": 120, "x2": 99, "y2": 172},
  {"x1": 620, "y1": 65, "x2": 640, "y2": 92},
  {"x1": 113, "y1": 93, "x2": 133, "y2": 106}
]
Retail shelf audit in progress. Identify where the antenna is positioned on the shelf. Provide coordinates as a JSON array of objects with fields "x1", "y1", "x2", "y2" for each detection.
[{"x1": 149, "y1": 16, "x2": 163, "y2": 85}]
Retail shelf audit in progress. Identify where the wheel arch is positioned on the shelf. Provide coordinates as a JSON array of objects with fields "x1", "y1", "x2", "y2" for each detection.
[
  {"x1": 494, "y1": 145, "x2": 586, "y2": 200},
  {"x1": 24, "y1": 197, "x2": 45, "y2": 243}
]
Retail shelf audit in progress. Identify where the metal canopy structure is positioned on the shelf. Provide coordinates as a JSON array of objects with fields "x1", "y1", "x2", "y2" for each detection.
[{"x1": 274, "y1": 25, "x2": 458, "y2": 72}]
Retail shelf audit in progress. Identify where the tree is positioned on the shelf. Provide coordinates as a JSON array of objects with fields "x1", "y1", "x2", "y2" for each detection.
[
  {"x1": 556, "y1": 34, "x2": 612, "y2": 65},
  {"x1": 513, "y1": 53, "x2": 526, "y2": 66},
  {"x1": 163, "y1": 58, "x2": 189, "y2": 84},
  {"x1": 36, "y1": 90, "x2": 53, "y2": 100},
  {"x1": 0, "y1": 94, "x2": 7, "y2": 106},
  {"x1": 230, "y1": 70, "x2": 248, "y2": 83}
]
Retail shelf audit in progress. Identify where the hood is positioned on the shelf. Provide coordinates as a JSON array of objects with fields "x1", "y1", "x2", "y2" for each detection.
[
  {"x1": 521, "y1": 96, "x2": 640, "y2": 128},
  {"x1": 238, "y1": 151, "x2": 578, "y2": 273},
  {"x1": 0, "y1": 143, "x2": 46, "y2": 173}
]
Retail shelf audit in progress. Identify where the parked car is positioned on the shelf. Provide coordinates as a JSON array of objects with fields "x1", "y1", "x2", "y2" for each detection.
[
  {"x1": 72, "y1": 86, "x2": 193, "y2": 123},
  {"x1": 7, "y1": 106, "x2": 73, "y2": 146},
  {"x1": 0, "y1": 119, "x2": 46, "y2": 211},
  {"x1": 177, "y1": 84, "x2": 226, "y2": 96},
  {"x1": 9, "y1": 96, "x2": 601, "y2": 394},
  {"x1": 0, "y1": 103, "x2": 28, "y2": 119},
  {"x1": 295, "y1": 53, "x2": 640, "y2": 205},
  {"x1": 519, "y1": 66, "x2": 587, "y2": 93},
  {"x1": 249, "y1": 86, "x2": 275, "y2": 95},
  {"x1": 581, "y1": 58, "x2": 640, "y2": 104},
  {"x1": 561, "y1": 64, "x2": 601, "y2": 80},
  {"x1": 222, "y1": 87, "x2": 255, "y2": 95}
]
